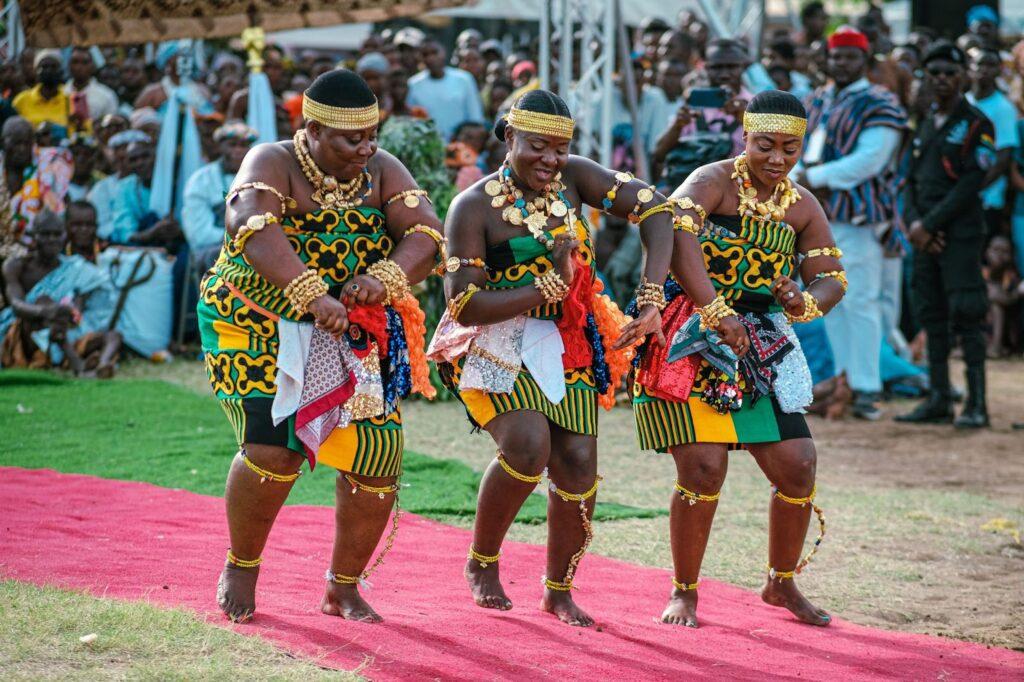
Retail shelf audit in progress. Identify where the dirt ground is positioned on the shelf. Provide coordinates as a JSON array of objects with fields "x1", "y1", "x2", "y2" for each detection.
[{"x1": 125, "y1": 357, "x2": 1024, "y2": 650}]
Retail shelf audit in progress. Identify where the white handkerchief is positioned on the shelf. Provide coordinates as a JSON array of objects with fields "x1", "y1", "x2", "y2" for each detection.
[
  {"x1": 272, "y1": 319, "x2": 313, "y2": 426},
  {"x1": 521, "y1": 318, "x2": 565, "y2": 404}
]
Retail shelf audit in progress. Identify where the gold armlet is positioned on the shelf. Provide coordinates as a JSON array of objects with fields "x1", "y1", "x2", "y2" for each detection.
[
  {"x1": 814, "y1": 270, "x2": 848, "y2": 293},
  {"x1": 634, "y1": 278, "x2": 667, "y2": 311},
  {"x1": 403, "y1": 224, "x2": 448, "y2": 264},
  {"x1": 534, "y1": 269, "x2": 570, "y2": 304},
  {"x1": 601, "y1": 171, "x2": 633, "y2": 212},
  {"x1": 672, "y1": 213, "x2": 701, "y2": 235},
  {"x1": 366, "y1": 259, "x2": 411, "y2": 305},
  {"x1": 233, "y1": 212, "x2": 279, "y2": 251},
  {"x1": 670, "y1": 196, "x2": 708, "y2": 221},
  {"x1": 627, "y1": 184, "x2": 656, "y2": 223},
  {"x1": 697, "y1": 294, "x2": 738, "y2": 331},
  {"x1": 384, "y1": 188, "x2": 431, "y2": 209},
  {"x1": 785, "y1": 291, "x2": 823, "y2": 324},
  {"x1": 803, "y1": 246, "x2": 843, "y2": 259},
  {"x1": 226, "y1": 181, "x2": 297, "y2": 216},
  {"x1": 448, "y1": 284, "x2": 480, "y2": 321},
  {"x1": 636, "y1": 201, "x2": 674, "y2": 225},
  {"x1": 283, "y1": 269, "x2": 329, "y2": 315},
  {"x1": 441, "y1": 256, "x2": 486, "y2": 275}
]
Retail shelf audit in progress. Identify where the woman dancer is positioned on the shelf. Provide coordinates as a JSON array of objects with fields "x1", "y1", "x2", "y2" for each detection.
[
  {"x1": 198, "y1": 69, "x2": 441, "y2": 624},
  {"x1": 632, "y1": 90, "x2": 845, "y2": 628},
  {"x1": 428, "y1": 90, "x2": 746, "y2": 627}
]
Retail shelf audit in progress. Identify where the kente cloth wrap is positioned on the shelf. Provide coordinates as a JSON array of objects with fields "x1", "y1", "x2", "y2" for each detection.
[
  {"x1": 197, "y1": 205, "x2": 425, "y2": 476},
  {"x1": 433, "y1": 210, "x2": 632, "y2": 436},
  {"x1": 804, "y1": 82, "x2": 908, "y2": 248},
  {"x1": 630, "y1": 213, "x2": 813, "y2": 452}
]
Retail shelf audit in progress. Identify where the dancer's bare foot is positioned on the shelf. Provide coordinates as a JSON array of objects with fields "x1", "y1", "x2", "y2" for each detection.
[
  {"x1": 761, "y1": 578, "x2": 831, "y2": 626},
  {"x1": 661, "y1": 589, "x2": 699, "y2": 627},
  {"x1": 541, "y1": 589, "x2": 594, "y2": 627},
  {"x1": 465, "y1": 559, "x2": 512, "y2": 610},
  {"x1": 321, "y1": 582, "x2": 383, "y2": 623},
  {"x1": 217, "y1": 563, "x2": 259, "y2": 622}
]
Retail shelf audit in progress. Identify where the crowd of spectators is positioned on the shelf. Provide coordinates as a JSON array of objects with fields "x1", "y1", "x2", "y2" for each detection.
[{"x1": 0, "y1": 4, "x2": 1022, "y2": 427}]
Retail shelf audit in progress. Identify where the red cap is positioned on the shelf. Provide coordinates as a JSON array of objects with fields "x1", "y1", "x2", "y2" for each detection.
[
  {"x1": 827, "y1": 26, "x2": 870, "y2": 52},
  {"x1": 512, "y1": 60, "x2": 537, "y2": 81}
]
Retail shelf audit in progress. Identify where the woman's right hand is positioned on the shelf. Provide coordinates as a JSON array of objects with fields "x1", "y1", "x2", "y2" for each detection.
[
  {"x1": 717, "y1": 315, "x2": 749, "y2": 357},
  {"x1": 551, "y1": 233, "x2": 580, "y2": 284},
  {"x1": 308, "y1": 295, "x2": 348, "y2": 339}
]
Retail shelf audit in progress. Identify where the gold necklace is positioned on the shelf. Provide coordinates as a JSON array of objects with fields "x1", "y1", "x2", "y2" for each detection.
[
  {"x1": 293, "y1": 130, "x2": 372, "y2": 210},
  {"x1": 731, "y1": 154, "x2": 800, "y2": 222},
  {"x1": 484, "y1": 158, "x2": 568, "y2": 249}
]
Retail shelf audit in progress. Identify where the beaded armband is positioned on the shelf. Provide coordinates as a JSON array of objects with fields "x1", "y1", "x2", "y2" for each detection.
[
  {"x1": 448, "y1": 284, "x2": 480, "y2": 321},
  {"x1": 284, "y1": 269, "x2": 329, "y2": 315},
  {"x1": 636, "y1": 200, "x2": 674, "y2": 225},
  {"x1": 673, "y1": 213, "x2": 701, "y2": 235},
  {"x1": 366, "y1": 259, "x2": 411, "y2": 305},
  {"x1": 534, "y1": 269, "x2": 570, "y2": 304},
  {"x1": 627, "y1": 184, "x2": 656, "y2": 223},
  {"x1": 814, "y1": 270, "x2": 848, "y2": 293},
  {"x1": 384, "y1": 188, "x2": 431, "y2": 209},
  {"x1": 803, "y1": 246, "x2": 843, "y2": 259},
  {"x1": 233, "y1": 212, "x2": 279, "y2": 251},
  {"x1": 226, "y1": 181, "x2": 297, "y2": 215},
  {"x1": 634, "y1": 278, "x2": 667, "y2": 311},
  {"x1": 602, "y1": 171, "x2": 633, "y2": 211},
  {"x1": 403, "y1": 224, "x2": 448, "y2": 264},
  {"x1": 785, "y1": 291, "x2": 823, "y2": 324},
  {"x1": 441, "y1": 256, "x2": 486, "y2": 274},
  {"x1": 670, "y1": 196, "x2": 708, "y2": 235},
  {"x1": 697, "y1": 294, "x2": 738, "y2": 331}
]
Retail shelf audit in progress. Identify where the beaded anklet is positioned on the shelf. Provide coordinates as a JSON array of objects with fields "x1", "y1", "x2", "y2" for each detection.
[
  {"x1": 673, "y1": 482, "x2": 721, "y2": 505},
  {"x1": 240, "y1": 451, "x2": 302, "y2": 484},
  {"x1": 226, "y1": 549, "x2": 262, "y2": 568},
  {"x1": 770, "y1": 484, "x2": 826, "y2": 576},
  {"x1": 672, "y1": 578, "x2": 699, "y2": 592},
  {"x1": 326, "y1": 474, "x2": 403, "y2": 589},
  {"x1": 543, "y1": 476, "x2": 602, "y2": 591},
  {"x1": 468, "y1": 546, "x2": 501, "y2": 568}
]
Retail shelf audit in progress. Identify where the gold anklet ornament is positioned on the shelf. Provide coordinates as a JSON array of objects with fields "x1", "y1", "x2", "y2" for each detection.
[
  {"x1": 542, "y1": 577, "x2": 574, "y2": 591},
  {"x1": 672, "y1": 578, "x2": 699, "y2": 592},
  {"x1": 673, "y1": 482, "x2": 721, "y2": 505},
  {"x1": 283, "y1": 269, "x2": 329, "y2": 316},
  {"x1": 547, "y1": 476, "x2": 602, "y2": 590},
  {"x1": 366, "y1": 259, "x2": 411, "y2": 305},
  {"x1": 325, "y1": 475, "x2": 403, "y2": 589},
  {"x1": 468, "y1": 546, "x2": 501, "y2": 568},
  {"x1": 324, "y1": 570, "x2": 360, "y2": 585},
  {"x1": 226, "y1": 549, "x2": 262, "y2": 568},
  {"x1": 240, "y1": 451, "x2": 302, "y2": 483},
  {"x1": 771, "y1": 484, "x2": 826, "y2": 575},
  {"x1": 344, "y1": 474, "x2": 398, "y2": 499}
]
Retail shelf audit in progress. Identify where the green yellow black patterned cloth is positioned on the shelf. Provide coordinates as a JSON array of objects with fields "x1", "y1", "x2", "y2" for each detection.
[
  {"x1": 633, "y1": 212, "x2": 811, "y2": 451},
  {"x1": 197, "y1": 205, "x2": 404, "y2": 476},
  {"x1": 439, "y1": 218, "x2": 599, "y2": 435}
]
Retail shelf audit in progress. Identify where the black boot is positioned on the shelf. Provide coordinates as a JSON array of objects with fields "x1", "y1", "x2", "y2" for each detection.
[
  {"x1": 896, "y1": 362, "x2": 953, "y2": 424},
  {"x1": 953, "y1": 365, "x2": 989, "y2": 429}
]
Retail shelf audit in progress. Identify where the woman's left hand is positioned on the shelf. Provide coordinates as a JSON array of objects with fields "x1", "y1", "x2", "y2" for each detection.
[
  {"x1": 343, "y1": 275, "x2": 388, "y2": 306},
  {"x1": 613, "y1": 305, "x2": 665, "y2": 351},
  {"x1": 772, "y1": 275, "x2": 804, "y2": 318}
]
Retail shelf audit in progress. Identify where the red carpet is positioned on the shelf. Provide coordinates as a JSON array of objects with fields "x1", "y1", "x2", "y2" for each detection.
[{"x1": 1, "y1": 467, "x2": 1020, "y2": 680}]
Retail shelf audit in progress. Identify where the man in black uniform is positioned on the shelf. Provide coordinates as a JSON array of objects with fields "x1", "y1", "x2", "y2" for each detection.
[{"x1": 897, "y1": 42, "x2": 996, "y2": 428}]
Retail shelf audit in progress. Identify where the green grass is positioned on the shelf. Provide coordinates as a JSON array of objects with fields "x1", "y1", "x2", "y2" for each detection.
[
  {"x1": 0, "y1": 580, "x2": 357, "y2": 680},
  {"x1": 0, "y1": 370, "x2": 663, "y2": 524}
]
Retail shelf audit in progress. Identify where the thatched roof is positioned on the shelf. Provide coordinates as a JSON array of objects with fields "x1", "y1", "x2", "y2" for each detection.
[{"x1": 23, "y1": 0, "x2": 471, "y2": 47}]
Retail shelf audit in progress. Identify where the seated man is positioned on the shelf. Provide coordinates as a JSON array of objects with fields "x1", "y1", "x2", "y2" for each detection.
[
  {"x1": 0, "y1": 209, "x2": 120, "y2": 376},
  {"x1": 181, "y1": 121, "x2": 256, "y2": 271},
  {"x1": 87, "y1": 130, "x2": 148, "y2": 237},
  {"x1": 107, "y1": 139, "x2": 182, "y2": 249}
]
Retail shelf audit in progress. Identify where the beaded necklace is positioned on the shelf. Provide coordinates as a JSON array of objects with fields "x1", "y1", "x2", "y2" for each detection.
[
  {"x1": 293, "y1": 130, "x2": 373, "y2": 210},
  {"x1": 484, "y1": 157, "x2": 570, "y2": 250},
  {"x1": 731, "y1": 154, "x2": 800, "y2": 222}
]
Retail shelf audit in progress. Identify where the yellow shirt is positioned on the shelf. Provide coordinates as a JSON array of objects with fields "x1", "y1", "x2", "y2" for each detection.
[{"x1": 12, "y1": 84, "x2": 75, "y2": 133}]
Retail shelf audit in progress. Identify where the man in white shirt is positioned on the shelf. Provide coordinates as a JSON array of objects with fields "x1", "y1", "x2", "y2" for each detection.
[
  {"x1": 965, "y1": 46, "x2": 1021, "y2": 237},
  {"x1": 637, "y1": 60, "x2": 685, "y2": 157},
  {"x1": 66, "y1": 47, "x2": 119, "y2": 125},
  {"x1": 182, "y1": 122, "x2": 256, "y2": 270},
  {"x1": 796, "y1": 27, "x2": 908, "y2": 421},
  {"x1": 407, "y1": 39, "x2": 485, "y2": 141}
]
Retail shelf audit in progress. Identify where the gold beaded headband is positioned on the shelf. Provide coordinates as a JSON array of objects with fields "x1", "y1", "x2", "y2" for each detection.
[
  {"x1": 743, "y1": 112, "x2": 807, "y2": 138},
  {"x1": 505, "y1": 107, "x2": 575, "y2": 139},
  {"x1": 302, "y1": 96, "x2": 379, "y2": 130}
]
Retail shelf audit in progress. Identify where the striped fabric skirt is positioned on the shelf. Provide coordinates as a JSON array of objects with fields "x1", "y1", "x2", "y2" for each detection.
[
  {"x1": 198, "y1": 272, "x2": 404, "y2": 477},
  {"x1": 438, "y1": 360, "x2": 598, "y2": 436}
]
